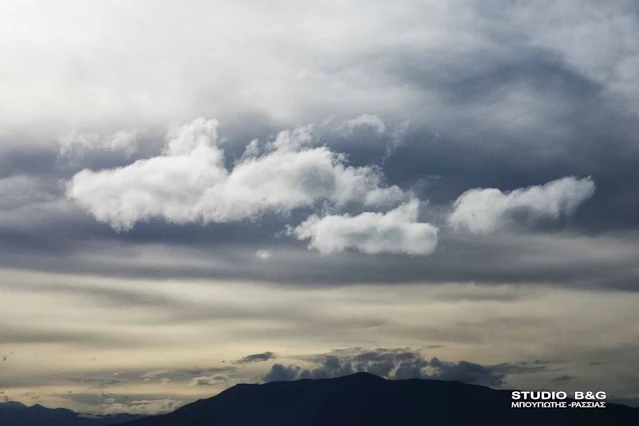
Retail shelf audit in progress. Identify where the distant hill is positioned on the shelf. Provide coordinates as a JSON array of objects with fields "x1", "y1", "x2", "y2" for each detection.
[
  {"x1": 0, "y1": 401, "x2": 145, "y2": 426},
  {"x1": 121, "y1": 372, "x2": 638, "y2": 426}
]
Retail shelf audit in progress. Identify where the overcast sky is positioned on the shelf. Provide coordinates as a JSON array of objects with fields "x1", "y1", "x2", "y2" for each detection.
[{"x1": 1, "y1": 0, "x2": 639, "y2": 415}]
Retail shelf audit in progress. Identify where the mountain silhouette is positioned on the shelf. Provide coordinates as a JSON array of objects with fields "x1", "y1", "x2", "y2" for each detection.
[
  {"x1": 121, "y1": 372, "x2": 638, "y2": 426},
  {"x1": 0, "y1": 401, "x2": 145, "y2": 426}
]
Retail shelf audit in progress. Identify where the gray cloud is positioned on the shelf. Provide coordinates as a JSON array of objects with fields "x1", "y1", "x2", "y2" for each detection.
[
  {"x1": 66, "y1": 376, "x2": 129, "y2": 388},
  {"x1": 58, "y1": 130, "x2": 138, "y2": 160},
  {"x1": 188, "y1": 375, "x2": 231, "y2": 387},
  {"x1": 64, "y1": 392, "x2": 188, "y2": 415},
  {"x1": 234, "y1": 352, "x2": 277, "y2": 365},
  {"x1": 3, "y1": 227, "x2": 639, "y2": 292},
  {"x1": 140, "y1": 367, "x2": 237, "y2": 383},
  {"x1": 263, "y1": 348, "x2": 519, "y2": 388},
  {"x1": 551, "y1": 375, "x2": 577, "y2": 383},
  {"x1": 0, "y1": 325, "x2": 147, "y2": 348},
  {"x1": 427, "y1": 358, "x2": 505, "y2": 387},
  {"x1": 491, "y1": 360, "x2": 553, "y2": 376},
  {"x1": 263, "y1": 364, "x2": 304, "y2": 383}
]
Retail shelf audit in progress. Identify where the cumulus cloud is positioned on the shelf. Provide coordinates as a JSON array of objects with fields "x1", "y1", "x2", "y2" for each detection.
[
  {"x1": 263, "y1": 348, "x2": 506, "y2": 387},
  {"x1": 66, "y1": 118, "x2": 408, "y2": 232},
  {"x1": 291, "y1": 199, "x2": 438, "y2": 255},
  {"x1": 427, "y1": 358, "x2": 504, "y2": 387},
  {"x1": 264, "y1": 364, "x2": 304, "y2": 383},
  {"x1": 265, "y1": 124, "x2": 315, "y2": 153},
  {"x1": 240, "y1": 138, "x2": 261, "y2": 160},
  {"x1": 448, "y1": 177, "x2": 596, "y2": 234}
]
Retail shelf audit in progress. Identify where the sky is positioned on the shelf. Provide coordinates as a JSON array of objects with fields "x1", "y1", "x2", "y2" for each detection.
[{"x1": 1, "y1": 0, "x2": 639, "y2": 415}]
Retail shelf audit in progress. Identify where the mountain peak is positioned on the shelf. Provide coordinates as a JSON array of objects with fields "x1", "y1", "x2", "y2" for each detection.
[
  {"x1": 121, "y1": 374, "x2": 639, "y2": 426},
  {"x1": 0, "y1": 401, "x2": 27, "y2": 409}
]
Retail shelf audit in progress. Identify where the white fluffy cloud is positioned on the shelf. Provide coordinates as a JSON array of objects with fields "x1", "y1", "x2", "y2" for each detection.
[
  {"x1": 291, "y1": 199, "x2": 438, "y2": 255},
  {"x1": 66, "y1": 118, "x2": 408, "y2": 231},
  {"x1": 448, "y1": 176, "x2": 596, "y2": 234}
]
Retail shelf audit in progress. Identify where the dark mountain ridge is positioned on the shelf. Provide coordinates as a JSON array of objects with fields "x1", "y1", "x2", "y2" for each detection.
[
  {"x1": 0, "y1": 400, "x2": 145, "y2": 426},
  {"x1": 123, "y1": 372, "x2": 639, "y2": 426}
]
